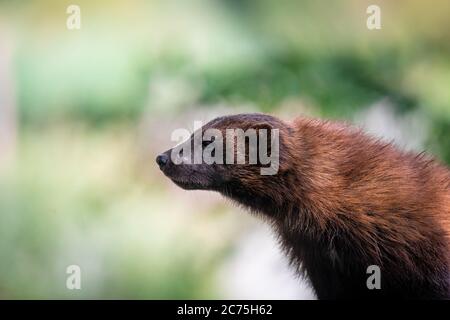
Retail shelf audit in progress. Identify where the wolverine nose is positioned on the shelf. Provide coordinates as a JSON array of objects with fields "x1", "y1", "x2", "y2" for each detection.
[{"x1": 156, "y1": 154, "x2": 169, "y2": 169}]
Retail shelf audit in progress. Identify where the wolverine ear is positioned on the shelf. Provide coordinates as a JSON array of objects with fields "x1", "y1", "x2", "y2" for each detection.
[
  {"x1": 253, "y1": 121, "x2": 289, "y2": 174},
  {"x1": 249, "y1": 122, "x2": 275, "y2": 153}
]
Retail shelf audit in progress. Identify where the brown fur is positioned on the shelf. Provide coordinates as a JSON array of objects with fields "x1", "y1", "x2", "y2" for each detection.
[{"x1": 157, "y1": 113, "x2": 450, "y2": 299}]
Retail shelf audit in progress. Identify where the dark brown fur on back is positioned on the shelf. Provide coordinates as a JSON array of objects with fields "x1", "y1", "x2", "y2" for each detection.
[
  {"x1": 158, "y1": 113, "x2": 450, "y2": 299},
  {"x1": 275, "y1": 117, "x2": 450, "y2": 299}
]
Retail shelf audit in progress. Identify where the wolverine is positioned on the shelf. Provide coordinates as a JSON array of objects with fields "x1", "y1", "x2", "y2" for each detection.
[{"x1": 156, "y1": 113, "x2": 450, "y2": 299}]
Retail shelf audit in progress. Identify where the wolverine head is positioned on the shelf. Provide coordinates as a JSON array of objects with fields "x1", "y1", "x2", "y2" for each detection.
[{"x1": 156, "y1": 114, "x2": 292, "y2": 202}]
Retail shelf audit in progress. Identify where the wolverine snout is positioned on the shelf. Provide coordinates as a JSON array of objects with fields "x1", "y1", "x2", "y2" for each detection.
[{"x1": 156, "y1": 153, "x2": 169, "y2": 170}]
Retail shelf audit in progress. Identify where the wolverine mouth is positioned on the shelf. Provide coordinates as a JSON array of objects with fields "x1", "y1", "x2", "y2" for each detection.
[{"x1": 169, "y1": 177, "x2": 206, "y2": 190}]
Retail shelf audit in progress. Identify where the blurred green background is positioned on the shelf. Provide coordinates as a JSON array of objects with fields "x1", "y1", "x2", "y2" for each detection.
[{"x1": 0, "y1": 0, "x2": 449, "y2": 299}]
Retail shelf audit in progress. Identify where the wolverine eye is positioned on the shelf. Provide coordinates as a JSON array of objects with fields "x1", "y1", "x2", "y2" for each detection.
[{"x1": 202, "y1": 136, "x2": 215, "y2": 148}]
